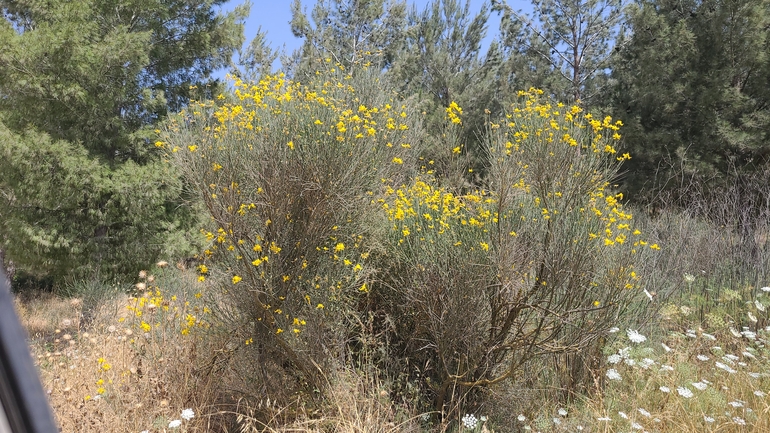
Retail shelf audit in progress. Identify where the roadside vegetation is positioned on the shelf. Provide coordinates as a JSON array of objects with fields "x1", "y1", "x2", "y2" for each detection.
[{"x1": 3, "y1": 0, "x2": 769, "y2": 431}]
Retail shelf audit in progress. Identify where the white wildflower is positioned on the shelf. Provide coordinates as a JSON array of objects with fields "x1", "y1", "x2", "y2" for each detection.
[
  {"x1": 597, "y1": 417, "x2": 611, "y2": 421},
  {"x1": 760, "y1": 286, "x2": 770, "y2": 292},
  {"x1": 684, "y1": 273, "x2": 695, "y2": 283},
  {"x1": 661, "y1": 343, "x2": 672, "y2": 352},
  {"x1": 607, "y1": 354, "x2": 622, "y2": 364},
  {"x1": 755, "y1": 300, "x2": 765, "y2": 312},
  {"x1": 181, "y1": 408, "x2": 195, "y2": 421},
  {"x1": 660, "y1": 364, "x2": 674, "y2": 372},
  {"x1": 631, "y1": 421, "x2": 644, "y2": 430},
  {"x1": 692, "y1": 382, "x2": 707, "y2": 390},
  {"x1": 730, "y1": 328, "x2": 742, "y2": 338},
  {"x1": 715, "y1": 361, "x2": 737, "y2": 374},
  {"x1": 606, "y1": 368, "x2": 622, "y2": 381},
  {"x1": 461, "y1": 414, "x2": 478, "y2": 429},
  {"x1": 517, "y1": 414, "x2": 526, "y2": 422},
  {"x1": 660, "y1": 386, "x2": 671, "y2": 393},
  {"x1": 168, "y1": 420, "x2": 182, "y2": 429},
  {"x1": 748, "y1": 311, "x2": 758, "y2": 323},
  {"x1": 741, "y1": 330, "x2": 757, "y2": 340},
  {"x1": 728, "y1": 401, "x2": 744, "y2": 408},
  {"x1": 627, "y1": 329, "x2": 647, "y2": 344},
  {"x1": 637, "y1": 408, "x2": 651, "y2": 418},
  {"x1": 480, "y1": 415, "x2": 487, "y2": 422},
  {"x1": 608, "y1": 327, "x2": 620, "y2": 333},
  {"x1": 697, "y1": 354, "x2": 710, "y2": 361},
  {"x1": 702, "y1": 332, "x2": 717, "y2": 340},
  {"x1": 558, "y1": 408, "x2": 568, "y2": 417},
  {"x1": 685, "y1": 329, "x2": 697, "y2": 338},
  {"x1": 640, "y1": 358, "x2": 656, "y2": 369},
  {"x1": 732, "y1": 417, "x2": 746, "y2": 425},
  {"x1": 703, "y1": 416, "x2": 715, "y2": 423},
  {"x1": 754, "y1": 390, "x2": 766, "y2": 397},
  {"x1": 553, "y1": 417, "x2": 561, "y2": 425},
  {"x1": 677, "y1": 386, "x2": 694, "y2": 398},
  {"x1": 624, "y1": 357, "x2": 636, "y2": 366},
  {"x1": 749, "y1": 372, "x2": 762, "y2": 378},
  {"x1": 618, "y1": 411, "x2": 628, "y2": 419}
]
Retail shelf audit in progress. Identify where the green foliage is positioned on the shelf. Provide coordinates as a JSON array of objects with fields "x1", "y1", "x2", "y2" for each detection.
[
  {"x1": 0, "y1": 0, "x2": 248, "y2": 282},
  {"x1": 288, "y1": 0, "x2": 408, "y2": 76},
  {"x1": 0, "y1": 124, "x2": 193, "y2": 280},
  {"x1": 389, "y1": 0, "x2": 497, "y2": 172},
  {"x1": 493, "y1": 0, "x2": 625, "y2": 106},
  {"x1": 611, "y1": 0, "x2": 770, "y2": 195}
]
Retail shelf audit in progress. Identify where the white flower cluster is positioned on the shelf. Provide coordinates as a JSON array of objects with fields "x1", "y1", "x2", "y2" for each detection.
[
  {"x1": 461, "y1": 414, "x2": 478, "y2": 429},
  {"x1": 167, "y1": 409, "x2": 195, "y2": 429},
  {"x1": 606, "y1": 368, "x2": 622, "y2": 381},
  {"x1": 626, "y1": 329, "x2": 647, "y2": 344}
]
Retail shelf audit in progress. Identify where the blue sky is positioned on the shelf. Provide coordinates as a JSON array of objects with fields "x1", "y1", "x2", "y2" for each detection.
[{"x1": 220, "y1": 0, "x2": 534, "y2": 70}]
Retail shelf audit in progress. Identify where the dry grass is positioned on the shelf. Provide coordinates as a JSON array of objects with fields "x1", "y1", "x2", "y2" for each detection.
[
  {"x1": 234, "y1": 368, "x2": 427, "y2": 433},
  {"x1": 15, "y1": 268, "x2": 226, "y2": 433}
]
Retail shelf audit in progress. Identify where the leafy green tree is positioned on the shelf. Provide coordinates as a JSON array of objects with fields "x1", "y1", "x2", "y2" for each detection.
[
  {"x1": 0, "y1": 0, "x2": 248, "y2": 282},
  {"x1": 611, "y1": 0, "x2": 770, "y2": 195}
]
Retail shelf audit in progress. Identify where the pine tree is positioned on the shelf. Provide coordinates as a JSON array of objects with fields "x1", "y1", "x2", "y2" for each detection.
[
  {"x1": 493, "y1": 0, "x2": 624, "y2": 106},
  {"x1": 287, "y1": 0, "x2": 408, "y2": 77},
  {"x1": 611, "y1": 0, "x2": 770, "y2": 195},
  {"x1": 0, "y1": 0, "x2": 248, "y2": 282}
]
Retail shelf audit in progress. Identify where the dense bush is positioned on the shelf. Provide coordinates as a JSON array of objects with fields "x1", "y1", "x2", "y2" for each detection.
[{"x1": 161, "y1": 65, "x2": 656, "y2": 421}]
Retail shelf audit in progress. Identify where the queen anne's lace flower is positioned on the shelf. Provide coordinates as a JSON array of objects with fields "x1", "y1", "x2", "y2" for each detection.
[
  {"x1": 677, "y1": 387, "x2": 693, "y2": 398},
  {"x1": 627, "y1": 329, "x2": 647, "y2": 344},
  {"x1": 461, "y1": 414, "x2": 478, "y2": 429},
  {"x1": 606, "y1": 368, "x2": 622, "y2": 381}
]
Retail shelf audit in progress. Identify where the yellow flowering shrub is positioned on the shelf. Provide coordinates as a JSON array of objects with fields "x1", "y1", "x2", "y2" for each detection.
[
  {"x1": 375, "y1": 89, "x2": 654, "y2": 413},
  {"x1": 161, "y1": 66, "x2": 427, "y2": 392}
]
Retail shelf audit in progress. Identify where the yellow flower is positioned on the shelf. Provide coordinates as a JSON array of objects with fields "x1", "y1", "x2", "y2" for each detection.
[
  {"x1": 188, "y1": 145, "x2": 198, "y2": 152},
  {"x1": 316, "y1": 303, "x2": 324, "y2": 309},
  {"x1": 287, "y1": 141, "x2": 294, "y2": 150},
  {"x1": 232, "y1": 275, "x2": 242, "y2": 284},
  {"x1": 392, "y1": 157, "x2": 403, "y2": 164},
  {"x1": 334, "y1": 243, "x2": 345, "y2": 252}
]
